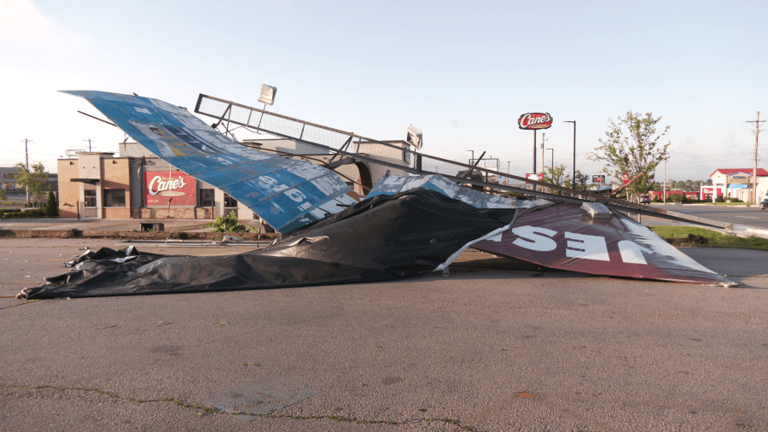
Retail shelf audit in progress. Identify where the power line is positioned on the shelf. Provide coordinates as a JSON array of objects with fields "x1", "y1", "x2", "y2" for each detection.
[{"x1": 664, "y1": 47, "x2": 768, "y2": 115}]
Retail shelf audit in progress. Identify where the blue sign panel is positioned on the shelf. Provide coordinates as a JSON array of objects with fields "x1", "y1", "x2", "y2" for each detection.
[
  {"x1": 63, "y1": 91, "x2": 360, "y2": 232},
  {"x1": 368, "y1": 173, "x2": 547, "y2": 209}
]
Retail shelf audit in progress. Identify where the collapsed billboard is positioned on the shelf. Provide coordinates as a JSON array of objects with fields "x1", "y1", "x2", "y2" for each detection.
[
  {"x1": 20, "y1": 175, "x2": 735, "y2": 300},
  {"x1": 25, "y1": 92, "x2": 736, "y2": 300}
]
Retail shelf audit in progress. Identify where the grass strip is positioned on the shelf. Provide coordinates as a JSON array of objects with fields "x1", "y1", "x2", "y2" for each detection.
[{"x1": 647, "y1": 226, "x2": 768, "y2": 250}]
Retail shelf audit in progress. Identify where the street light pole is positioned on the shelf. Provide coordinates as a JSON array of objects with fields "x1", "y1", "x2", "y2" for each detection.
[
  {"x1": 467, "y1": 150, "x2": 474, "y2": 165},
  {"x1": 564, "y1": 121, "x2": 576, "y2": 187}
]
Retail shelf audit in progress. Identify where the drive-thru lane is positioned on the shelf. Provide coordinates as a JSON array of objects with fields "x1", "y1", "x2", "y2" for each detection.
[{"x1": 649, "y1": 203, "x2": 768, "y2": 229}]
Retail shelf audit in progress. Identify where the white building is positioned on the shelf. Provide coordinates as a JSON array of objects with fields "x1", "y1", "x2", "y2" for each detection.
[{"x1": 709, "y1": 168, "x2": 768, "y2": 202}]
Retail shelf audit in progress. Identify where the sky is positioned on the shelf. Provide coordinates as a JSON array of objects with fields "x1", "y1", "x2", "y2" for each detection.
[{"x1": 1, "y1": 0, "x2": 767, "y2": 184}]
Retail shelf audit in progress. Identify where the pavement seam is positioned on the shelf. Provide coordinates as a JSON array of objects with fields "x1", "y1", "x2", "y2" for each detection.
[
  {"x1": 0, "y1": 300, "x2": 39, "y2": 309},
  {"x1": 2, "y1": 383, "x2": 486, "y2": 431}
]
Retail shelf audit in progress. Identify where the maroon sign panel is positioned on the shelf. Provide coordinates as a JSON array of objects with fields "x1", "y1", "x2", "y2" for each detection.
[
  {"x1": 144, "y1": 172, "x2": 196, "y2": 206},
  {"x1": 473, "y1": 203, "x2": 733, "y2": 285},
  {"x1": 518, "y1": 112, "x2": 553, "y2": 130}
]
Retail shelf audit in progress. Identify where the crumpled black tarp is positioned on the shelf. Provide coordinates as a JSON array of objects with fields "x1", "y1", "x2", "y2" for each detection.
[{"x1": 20, "y1": 189, "x2": 515, "y2": 299}]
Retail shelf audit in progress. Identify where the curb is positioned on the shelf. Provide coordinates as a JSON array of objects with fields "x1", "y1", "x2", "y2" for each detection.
[
  {"x1": 0, "y1": 229, "x2": 279, "y2": 241},
  {"x1": 738, "y1": 226, "x2": 768, "y2": 240}
]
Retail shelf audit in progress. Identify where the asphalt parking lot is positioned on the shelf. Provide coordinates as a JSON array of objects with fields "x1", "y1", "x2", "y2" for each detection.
[{"x1": 2, "y1": 238, "x2": 768, "y2": 431}]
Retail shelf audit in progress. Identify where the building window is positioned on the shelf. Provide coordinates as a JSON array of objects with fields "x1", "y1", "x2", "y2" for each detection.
[
  {"x1": 104, "y1": 189, "x2": 126, "y2": 207},
  {"x1": 84, "y1": 190, "x2": 97, "y2": 207},
  {"x1": 224, "y1": 193, "x2": 238, "y2": 208},
  {"x1": 199, "y1": 189, "x2": 214, "y2": 207}
]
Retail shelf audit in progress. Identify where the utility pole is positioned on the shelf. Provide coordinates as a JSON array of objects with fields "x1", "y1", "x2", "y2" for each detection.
[
  {"x1": 24, "y1": 138, "x2": 30, "y2": 205},
  {"x1": 546, "y1": 148, "x2": 554, "y2": 171},
  {"x1": 84, "y1": 138, "x2": 93, "y2": 152},
  {"x1": 747, "y1": 112, "x2": 764, "y2": 205},
  {"x1": 663, "y1": 157, "x2": 667, "y2": 204},
  {"x1": 541, "y1": 133, "x2": 546, "y2": 174}
]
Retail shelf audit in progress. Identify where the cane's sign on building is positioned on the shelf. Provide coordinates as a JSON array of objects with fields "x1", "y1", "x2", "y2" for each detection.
[
  {"x1": 145, "y1": 172, "x2": 196, "y2": 206},
  {"x1": 518, "y1": 112, "x2": 553, "y2": 130}
]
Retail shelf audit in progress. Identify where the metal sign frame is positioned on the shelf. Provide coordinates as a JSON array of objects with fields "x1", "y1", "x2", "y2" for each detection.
[{"x1": 192, "y1": 93, "x2": 732, "y2": 229}]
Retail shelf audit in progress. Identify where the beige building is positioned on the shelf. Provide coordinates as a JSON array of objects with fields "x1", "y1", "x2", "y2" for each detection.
[{"x1": 57, "y1": 140, "x2": 409, "y2": 222}]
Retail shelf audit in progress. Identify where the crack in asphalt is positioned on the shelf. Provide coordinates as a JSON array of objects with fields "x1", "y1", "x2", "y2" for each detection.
[
  {"x1": 2, "y1": 384, "x2": 486, "y2": 431},
  {"x1": 0, "y1": 300, "x2": 39, "y2": 309}
]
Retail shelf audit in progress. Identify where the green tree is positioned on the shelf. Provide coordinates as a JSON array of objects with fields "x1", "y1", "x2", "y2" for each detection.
[
  {"x1": 15, "y1": 162, "x2": 49, "y2": 204},
  {"x1": 566, "y1": 170, "x2": 589, "y2": 191},
  {"x1": 44, "y1": 191, "x2": 59, "y2": 218},
  {"x1": 0, "y1": 188, "x2": 6, "y2": 201},
  {"x1": 541, "y1": 164, "x2": 570, "y2": 194},
  {"x1": 590, "y1": 111, "x2": 671, "y2": 195},
  {"x1": 542, "y1": 164, "x2": 569, "y2": 186},
  {"x1": 540, "y1": 166, "x2": 590, "y2": 193}
]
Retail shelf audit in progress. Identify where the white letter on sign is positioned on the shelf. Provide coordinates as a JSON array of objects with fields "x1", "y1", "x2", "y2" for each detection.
[
  {"x1": 512, "y1": 226, "x2": 557, "y2": 252},
  {"x1": 284, "y1": 189, "x2": 306, "y2": 203},
  {"x1": 617, "y1": 240, "x2": 649, "y2": 265},
  {"x1": 564, "y1": 232, "x2": 610, "y2": 261}
]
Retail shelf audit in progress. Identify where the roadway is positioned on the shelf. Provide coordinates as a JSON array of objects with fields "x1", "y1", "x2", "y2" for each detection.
[
  {"x1": 644, "y1": 203, "x2": 768, "y2": 229},
  {"x1": 1, "y1": 239, "x2": 768, "y2": 431}
]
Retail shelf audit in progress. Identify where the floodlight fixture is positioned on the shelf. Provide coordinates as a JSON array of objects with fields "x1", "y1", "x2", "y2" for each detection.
[
  {"x1": 258, "y1": 84, "x2": 277, "y2": 105},
  {"x1": 406, "y1": 124, "x2": 422, "y2": 150}
]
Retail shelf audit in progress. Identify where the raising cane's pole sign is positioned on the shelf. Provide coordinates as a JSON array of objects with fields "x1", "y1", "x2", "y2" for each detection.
[
  {"x1": 519, "y1": 112, "x2": 553, "y2": 174},
  {"x1": 518, "y1": 112, "x2": 553, "y2": 130},
  {"x1": 144, "y1": 172, "x2": 196, "y2": 206}
]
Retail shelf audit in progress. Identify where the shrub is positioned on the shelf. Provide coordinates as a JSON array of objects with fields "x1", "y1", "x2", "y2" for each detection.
[
  {"x1": 202, "y1": 211, "x2": 249, "y2": 233},
  {"x1": 1, "y1": 209, "x2": 44, "y2": 219},
  {"x1": 0, "y1": 209, "x2": 20, "y2": 218},
  {"x1": 44, "y1": 191, "x2": 58, "y2": 218},
  {"x1": 715, "y1": 194, "x2": 725, "y2": 203},
  {"x1": 670, "y1": 193, "x2": 684, "y2": 203}
]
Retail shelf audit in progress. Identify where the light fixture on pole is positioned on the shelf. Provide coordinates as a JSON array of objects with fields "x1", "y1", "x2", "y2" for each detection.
[
  {"x1": 406, "y1": 125, "x2": 423, "y2": 150},
  {"x1": 257, "y1": 84, "x2": 277, "y2": 105},
  {"x1": 563, "y1": 121, "x2": 576, "y2": 187},
  {"x1": 467, "y1": 150, "x2": 475, "y2": 165},
  {"x1": 545, "y1": 148, "x2": 554, "y2": 171},
  {"x1": 254, "y1": 84, "x2": 277, "y2": 133}
]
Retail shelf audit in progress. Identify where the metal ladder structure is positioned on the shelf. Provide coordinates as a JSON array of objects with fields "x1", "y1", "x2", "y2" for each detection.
[{"x1": 194, "y1": 93, "x2": 730, "y2": 229}]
